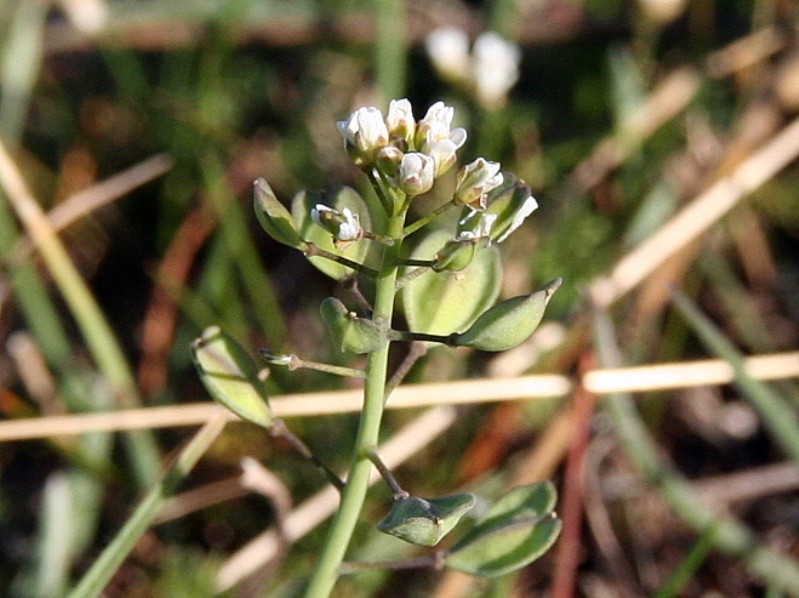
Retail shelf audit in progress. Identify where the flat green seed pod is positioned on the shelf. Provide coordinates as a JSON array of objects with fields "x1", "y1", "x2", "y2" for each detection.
[
  {"x1": 253, "y1": 178, "x2": 307, "y2": 250},
  {"x1": 319, "y1": 297, "x2": 387, "y2": 354},
  {"x1": 445, "y1": 515, "x2": 561, "y2": 577},
  {"x1": 446, "y1": 481, "x2": 561, "y2": 576},
  {"x1": 402, "y1": 230, "x2": 501, "y2": 337},
  {"x1": 453, "y1": 278, "x2": 561, "y2": 352},
  {"x1": 378, "y1": 493, "x2": 476, "y2": 546},
  {"x1": 191, "y1": 326, "x2": 272, "y2": 428}
]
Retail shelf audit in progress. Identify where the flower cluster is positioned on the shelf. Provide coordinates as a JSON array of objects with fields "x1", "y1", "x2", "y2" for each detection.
[
  {"x1": 305, "y1": 99, "x2": 537, "y2": 247},
  {"x1": 337, "y1": 99, "x2": 468, "y2": 196}
]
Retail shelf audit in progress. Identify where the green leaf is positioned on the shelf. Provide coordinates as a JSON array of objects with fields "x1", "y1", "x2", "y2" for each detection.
[
  {"x1": 401, "y1": 230, "x2": 501, "y2": 336},
  {"x1": 253, "y1": 178, "x2": 307, "y2": 250},
  {"x1": 292, "y1": 186, "x2": 372, "y2": 281},
  {"x1": 445, "y1": 481, "x2": 561, "y2": 577},
  {"x1": 191, "y1": 326, "x2": 271, "y2": 428},
  {"x1": 378, "y1": 493, "x2": 476, "y2": 546}
]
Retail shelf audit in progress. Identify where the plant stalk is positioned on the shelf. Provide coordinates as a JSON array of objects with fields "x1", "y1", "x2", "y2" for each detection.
[{"x1": 303, "y1": 200, "x2": 406, "y2": 597}]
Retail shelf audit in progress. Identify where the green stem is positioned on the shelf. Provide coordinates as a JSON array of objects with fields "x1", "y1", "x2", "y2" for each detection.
[
  {"x1": 365, "y1": 447, "x2": 408, "y2": 500},
  {"x1": 394, "y1": 265, "x2": 428, "y2": 291},
  {"x1": 258, "y1": 350, "x2": 365, "y2": 379},
  {"x1": 390, "y1": 330, "x2": 455, "y2": 346},
  {"x1": 402, "y1": 200, "x2": 457, "y2": 238},
  {"x1": 303, "y1": 199, "x2": 407, "y2": 598},
  {"x1": 305, "y1": 242, "x2": 378, "y2": 278}
]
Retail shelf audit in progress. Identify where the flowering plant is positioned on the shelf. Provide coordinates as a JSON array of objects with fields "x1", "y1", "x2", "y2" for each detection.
[{"x1": 194, "y1": 99, "x2": 562, "y2": 596}]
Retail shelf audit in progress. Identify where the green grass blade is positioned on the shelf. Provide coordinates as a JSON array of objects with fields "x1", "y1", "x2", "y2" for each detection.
[
  {"x1": 66, "y1": 412, "x2": 227, "y2": 598},
  {"x1": 592, "y1": 306, "x2": 799, "y2": 596},
  {"x1": 0, "y1": 141, "x2": 161, "y2": 486},
  {"x1": 671, "y1": 289, "x2": 799, "y2": 464}
]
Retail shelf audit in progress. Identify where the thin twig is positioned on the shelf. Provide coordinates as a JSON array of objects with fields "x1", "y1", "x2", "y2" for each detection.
[{"x1": 270, "y1": 418, "x2": 345, "y2": 491}]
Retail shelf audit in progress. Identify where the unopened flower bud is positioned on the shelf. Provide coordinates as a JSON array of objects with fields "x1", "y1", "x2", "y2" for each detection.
[
  {"x1": 432, "y1": 237, "x2": 488, "y2": 272},
  {"x1": 454, "y1": 158, "x2": 503, "y2": 209},
  {"x1": 376, "y1": 146, "x2": 404, "y2": 176},
  {"x1": 452, "y1": 278, "x2": 561, "y2": 351},
  {"x1": 385, "y1": 98, "x2": 416, "y2": 145},
  {"x1": 311, "y1": 204, "x2": 363, "y2": 243},
  {"x1": 320, "y1": 297, "x2": 388, "y2": 354},
  {"x1": 397, "y1": 152, "x2": 435, "y2": 196}
]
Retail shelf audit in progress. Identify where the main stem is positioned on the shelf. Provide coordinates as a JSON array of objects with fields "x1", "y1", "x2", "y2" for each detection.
[{"x1": 303, "y1": 203, "x2": 406, "y2": 597}]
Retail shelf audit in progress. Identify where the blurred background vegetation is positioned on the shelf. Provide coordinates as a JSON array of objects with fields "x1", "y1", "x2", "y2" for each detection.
[{"x1": 1, "y1": 0, "x2": 798, "y2": 596}]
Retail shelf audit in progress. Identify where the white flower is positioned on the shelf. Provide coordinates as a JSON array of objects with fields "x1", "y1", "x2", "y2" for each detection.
[
  {"x1": 456, "y1": 213, "x2": 497, "y2": 241},
  {"x1": 415, "y1": 102, "x2": 468, "y2": 176},
  {"x1": 336, "y1": 106, "x2": 389, "y2": 163},
  {"x1": 473, "y1": 32, "x2": 521, "y2": 109},
  {"x1": 311, "y1": 204, "x2": 362, "y2": 242},
  {"x1": 425, "y1": 27, "x2": 471, "y2": 80},
  {"x1": 454, "y1": 158, "x2": 504, "y2": 208},
  {"x1": 385, "y1": 98, "x2": 416, "y2": 143},
  {"x1": 495, "y1": 194, "x2": 537, "y2": 242}
]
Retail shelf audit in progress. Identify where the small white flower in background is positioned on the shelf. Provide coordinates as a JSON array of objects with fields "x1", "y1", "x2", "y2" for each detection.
[
  {"x1": 473, "y1": 32, "x2": 521, "y2": 110},
  {"x1": 397, "y1": 152, "x2": 435, "y2": 196},
  {"x1": 426, "y1": 27, "x2": 521, "y2": 110},
  {"x1": 311, "y1": 204, "x2": 362, "y2": 243},
  {"x1": 425, "y1": 27, "x2": 471, "y2": 81},
  {"x1": 454, "y1": 158, "x2": 504, "y2": 209}
]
